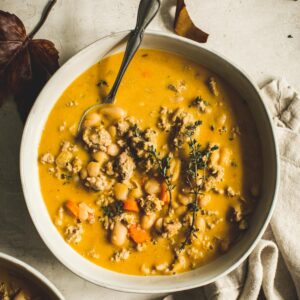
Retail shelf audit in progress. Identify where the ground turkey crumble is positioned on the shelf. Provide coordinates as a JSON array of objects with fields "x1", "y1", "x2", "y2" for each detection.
[
  {"x1": 139, "y1": 195, "x2": 162, "y2": 214},
  {"x1": 110, "y1": 248, "x2": 130, "y2": 262},
  {"x1": 40, "y1": 152, "x2": 54, "y2": 164},
  {"x1": 65, "y1": 224, "x2": 83, "y2": 244},
  {"x1": 114, "y1": 117, "x2": 158, "y2": 173},
  {"x1": 83, "y1": 171, "x2": 110, "y2": 191},
  {"x1": 114, "y1": 151, "x2": 136, "y2": 182},
  {"x1": 157, "y1": 107, "x2": 195, "y2": 149},
  {"x1": 82, "y1": 126, "x2": 112, "y2": 152},
  {"x1": 162, "y1": 217, "x2": 182, "y2": 238}
]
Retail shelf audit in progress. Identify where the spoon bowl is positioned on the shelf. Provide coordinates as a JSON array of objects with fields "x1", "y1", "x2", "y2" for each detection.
[{"x1": 77, "y1": 0, "x2": 160, "y2": 135}]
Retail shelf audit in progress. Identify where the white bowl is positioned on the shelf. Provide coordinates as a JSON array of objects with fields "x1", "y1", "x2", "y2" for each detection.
[
  {"x1": 0, "y1": 252, "x2": 64, "y2": 299},
  {"x1": 20, "y1": 31, "x2": 279, "y2": 293}
]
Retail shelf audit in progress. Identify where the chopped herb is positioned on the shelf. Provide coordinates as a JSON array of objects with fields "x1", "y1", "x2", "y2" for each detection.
[
  {"x1": 218, "y1": 126, "x2": 227, "y2": 134},
  {"x1": 60, "y1": 173, "x2": 72, "y2": 181},
  {"x1": 167, "y1": 84, "x2": 178, "y2": 93},
  {"x1": 210, "y1": 125, "x2": 215, "y2": 131},
  {"x1": 185, "y1": 120, "x2": 202, "y2": 137},
  {"x1": 231, "y1": 161, "x2": 238, "y2": 167},
  {"x1": 132, "y1": 124, "x2": 142, "y2": 137},
  {"x1": 97, "y1": 79, "x2": 108, "y2": 88},
  {"x1": 103, "y1": 200, "x2": 124, "y2": 218},
  {"x1": 189, "y1": 96, "x2": 209, "y2": 110}
]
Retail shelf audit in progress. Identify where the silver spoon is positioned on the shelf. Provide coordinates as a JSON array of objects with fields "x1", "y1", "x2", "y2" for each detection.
[{"x1": 77, "y1": 0, "x2": 161, "y2": 134}]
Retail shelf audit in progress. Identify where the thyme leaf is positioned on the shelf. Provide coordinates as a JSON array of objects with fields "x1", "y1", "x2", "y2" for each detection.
[
  {"x1": 147, "y1": 145, "x2": 175, "y2": 213},
  {"x1": 189, "y1": 96, "x2": 209, "y2": 112},
  {"x1": 179, "y1": 130, "x2": 218, "y2": 252}
]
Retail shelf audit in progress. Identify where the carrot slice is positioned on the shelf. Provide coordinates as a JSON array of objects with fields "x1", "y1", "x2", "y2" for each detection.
[
  {"x1": 141, "y1": 70, "x2": 151, "y2": 78},
  {"x1": 160, "y1": 182, "x2": 170, "y2": 204},
  {"x1": 64, "y1": 200, "x2": 79, "y2": 218},
  {"x1": 123, "y1": 198, "x2": 139, "y2": 213},
  {"x1": 129, "y1": 224, "x2": 150, "y2": 244}
]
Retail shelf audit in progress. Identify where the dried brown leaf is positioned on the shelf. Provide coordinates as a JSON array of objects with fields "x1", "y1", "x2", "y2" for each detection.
[
  {"x1": 29, "y1": 39, "x2": 59, "y2": 75},
  {"x1": 174, "y1": 0, "x2": 209, "y2": 43},
  {"x1": 0, "y1": 0, "x2": 59, "y2": 121}
]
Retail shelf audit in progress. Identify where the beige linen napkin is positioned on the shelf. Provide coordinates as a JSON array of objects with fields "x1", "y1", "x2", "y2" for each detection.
[{"x1": 166, "y1": 79, "x2": 300, "y2": 300}]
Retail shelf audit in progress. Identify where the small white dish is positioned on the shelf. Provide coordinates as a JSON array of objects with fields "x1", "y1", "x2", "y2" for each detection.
[
  {"x1": 0, "y1": 252, "x2": 64, "y2": 299},
  {"x1": 20, "y1": 30, "x2": 279, "y2": 293}
]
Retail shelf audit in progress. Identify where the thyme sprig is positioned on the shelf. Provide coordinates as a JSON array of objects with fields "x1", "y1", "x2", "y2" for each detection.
[
  {"x1": 147, "y1": 145, "x2": 175, "y2": 213},
  {"x1": 179, "y1": 122, "x2": 218, "y2": 252}
]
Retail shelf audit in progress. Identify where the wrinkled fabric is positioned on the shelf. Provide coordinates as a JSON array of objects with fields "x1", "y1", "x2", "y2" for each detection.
[{"x1": 167, "y1": 79, "x2": 300, "y2": 300}]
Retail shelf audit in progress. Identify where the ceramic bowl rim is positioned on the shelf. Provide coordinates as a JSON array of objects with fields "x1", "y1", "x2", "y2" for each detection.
[{"x1": 0, "y1": 252, "x2": 64, "y2": 299}]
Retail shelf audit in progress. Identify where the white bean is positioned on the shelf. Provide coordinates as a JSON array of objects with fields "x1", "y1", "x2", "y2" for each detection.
[
  {"x1": 114, "y1": 183, "x2": 129, "y2": 200},
  {"x1": 155, "y1": 217, "x2": 163, "y2": 233},
  {"x1": 129, "y1": 187, "x2": 143, "y2": 199},
  {"x1": 87, "y1": 162, "x2": 101, "y2": 177},
  {"x1": 195, "y1": 215, "x2": 206, "y2": 232},
  {"x1": 80, "y1": 168, "x2": 88, "y2": 180},
  {"x1": 108, "y1": 125, "x2": 117, "y2": 139},
  {"x1": 83, "y1": 112, "x2": 101, "y2": 128},
  {"x1": 111, "y1": 221, "x2": 127, "y2": 247},
  {"x1": 56, "y1": 151, "x2": 72, "y2": 168},
  {"x1": 144, "y1": 179, "x2": 161, "y2": 195},
  {"x1": 172, "y1": 201, "x2": 179, "y2": 209},
  {"x1": 141, "y1": 213, "x2": 157, "y2": 230},
  {"x1": 92, "y1": 151, "x2": 108, "y2": 165},
  {"x1": 107, "y1": 143, "x2": 120, "y2": 156},
  {"x1": 171, "y1": 159, "x2": 181, "y2": 182},
  {"x1": 129, "y1": 179, "x2": 143, "y2": 198},
  {"x1": 101, "y1": 105, "x2": 127, "y2": 120},
  {"x1": 175, "y1": 206, "x2": 187, "y2": 217},
  {"x1": 177, "y1": 194, "x2": 192, "y2": 205},
  {"x1": 78, "y1": 202, "x2": 93, "y2": 222}
]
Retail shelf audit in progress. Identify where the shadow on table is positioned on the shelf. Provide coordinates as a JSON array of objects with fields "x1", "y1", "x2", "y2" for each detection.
[
  {"x1": 0, "y1": 99, "x2": 55, "y2": 262},
  {"x1": 159, "y1": 0, "x2": 176, "y2": 32}
]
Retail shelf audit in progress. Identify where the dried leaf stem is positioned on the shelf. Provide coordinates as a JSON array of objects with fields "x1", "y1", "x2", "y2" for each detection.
[{"x1": 28, "y1": 0, "x2": 57, "y2": 39}]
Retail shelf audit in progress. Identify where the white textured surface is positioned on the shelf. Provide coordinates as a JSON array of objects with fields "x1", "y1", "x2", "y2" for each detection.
[{"x1": 0, "y1": 0, "x2": 299, "y2": 299}]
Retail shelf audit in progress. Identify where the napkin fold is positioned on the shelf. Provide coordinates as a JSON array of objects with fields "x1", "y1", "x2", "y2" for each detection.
[{"x1": 168, "y1": 79, "x2": 300, "y2": 300}]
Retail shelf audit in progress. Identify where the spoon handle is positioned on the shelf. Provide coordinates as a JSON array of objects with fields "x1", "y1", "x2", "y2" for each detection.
[{"x1": 104, "y1": 0, "x2": 161, "y2": 103}]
